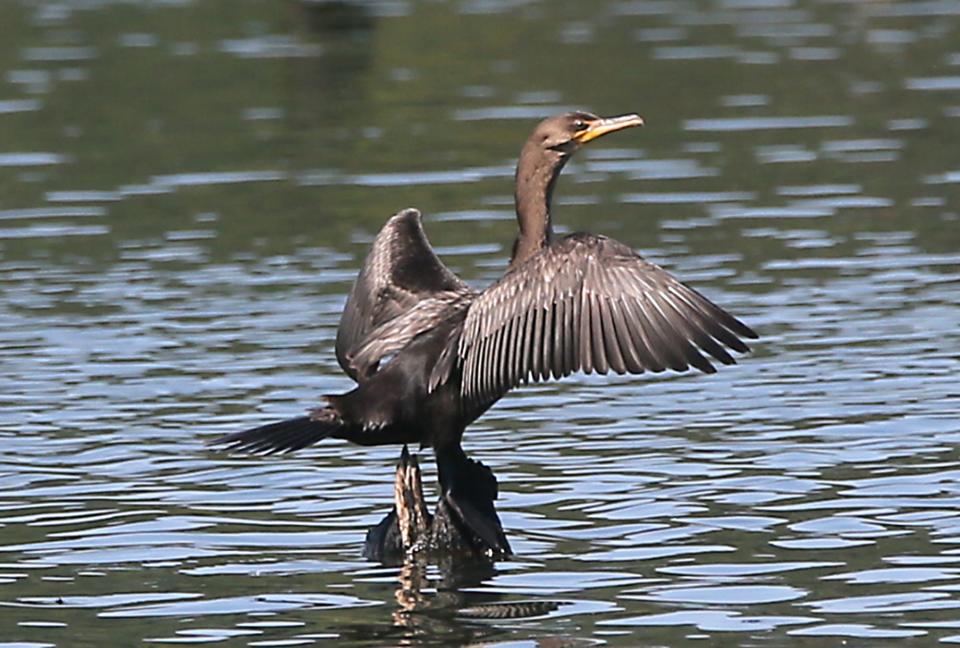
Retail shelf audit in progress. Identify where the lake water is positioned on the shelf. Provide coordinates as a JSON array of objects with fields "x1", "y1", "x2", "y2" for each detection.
[{"x1": 1, "y1": 0, "x2": 959, "y2": 645}]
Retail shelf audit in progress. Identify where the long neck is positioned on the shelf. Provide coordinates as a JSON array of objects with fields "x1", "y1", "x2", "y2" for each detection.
[{"x1": 509, "y1": 144, "x2": 566, "y2": 270}]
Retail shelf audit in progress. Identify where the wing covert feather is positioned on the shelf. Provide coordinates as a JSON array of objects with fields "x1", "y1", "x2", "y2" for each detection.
[
  {"x1": 335, "y1": 208, "x2": 473, "y2": 382},
  {"x1": 458, "y1": 233, "x2": 757, "y2": 404}
]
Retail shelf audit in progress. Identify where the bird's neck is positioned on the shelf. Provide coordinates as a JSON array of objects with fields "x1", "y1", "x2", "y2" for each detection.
[{"x1": 509, "y1": 147, "x2": 566, "y2": 270}]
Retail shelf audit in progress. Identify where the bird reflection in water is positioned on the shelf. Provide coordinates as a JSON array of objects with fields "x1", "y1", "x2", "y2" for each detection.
[{"x1": 211, "y1": 112, "x2": 757, "y2": 557}]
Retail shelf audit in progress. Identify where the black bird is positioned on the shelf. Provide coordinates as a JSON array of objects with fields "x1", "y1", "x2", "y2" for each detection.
[{"x1": 212, "y1": 112, "x2": 758, "y2": 557}]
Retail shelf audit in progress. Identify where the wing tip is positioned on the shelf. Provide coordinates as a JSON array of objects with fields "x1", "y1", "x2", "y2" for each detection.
[
  {"x1": 737, "y1": 321, "x2": 760, "y2": 340},
  {"x1": 720, "y1": 309, "x2": 758, "y2": 341},
  {"x1": 698, "y1": 360, "x2": 719, "y2": 374}
]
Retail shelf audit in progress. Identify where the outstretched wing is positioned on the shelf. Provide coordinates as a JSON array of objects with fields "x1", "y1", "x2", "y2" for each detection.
[
  {"x1": 458, "y1": 233, "x2": 758, "y2": 404},
  {"x1": 336, "y1": 208, "x2": 473, "y2": 382}
]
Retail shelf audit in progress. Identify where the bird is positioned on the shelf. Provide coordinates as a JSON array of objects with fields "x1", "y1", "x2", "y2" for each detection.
[{"x1": 211, "y1": 111, "x2": 758, "y2": 557}]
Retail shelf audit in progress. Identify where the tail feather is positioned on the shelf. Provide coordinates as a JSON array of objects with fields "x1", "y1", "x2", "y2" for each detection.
[{"x1": 209, "y1": 410, "x2": 343, "y2": 454}]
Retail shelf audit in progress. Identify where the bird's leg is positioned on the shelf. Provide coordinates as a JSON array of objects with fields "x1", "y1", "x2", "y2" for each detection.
[
  {"x1": 433, "y1": 446, "x2": 511, "y2": 557},
  {"x1": 363, "y1": 445, "x2": 432, "y2": 561},
  {"x1": 395, "y1": 446, "x2": 432, "y2": 554}
]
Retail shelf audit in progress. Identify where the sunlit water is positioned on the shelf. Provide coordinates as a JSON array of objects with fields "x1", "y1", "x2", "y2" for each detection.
[{"x1": 1, "y1": 0, "x2": 959, "y2": 646}]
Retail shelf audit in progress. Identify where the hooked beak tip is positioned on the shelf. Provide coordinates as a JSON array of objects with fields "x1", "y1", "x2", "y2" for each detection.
[{"x1": 576, "y1": 113, "x2": 645, "y2": 144}]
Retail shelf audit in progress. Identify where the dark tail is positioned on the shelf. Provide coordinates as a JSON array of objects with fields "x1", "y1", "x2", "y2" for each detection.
[{"x1": 209, "y1": 408, "x2": 345, "y2": 454}]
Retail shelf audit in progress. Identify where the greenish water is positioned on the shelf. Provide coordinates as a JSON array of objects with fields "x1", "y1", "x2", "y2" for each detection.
[{"x1": 1, "y1": 0, "x2": 959, "y2": 646}]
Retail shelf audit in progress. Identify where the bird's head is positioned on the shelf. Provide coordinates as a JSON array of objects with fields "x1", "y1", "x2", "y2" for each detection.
[{"x1": 531, "y1": 111, "x2": 645, "y2": 156}]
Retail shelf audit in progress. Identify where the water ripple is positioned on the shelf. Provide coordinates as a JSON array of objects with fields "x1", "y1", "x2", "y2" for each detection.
[{"x1": 2, "y1": 0, "x2": 960, "y2": 645}]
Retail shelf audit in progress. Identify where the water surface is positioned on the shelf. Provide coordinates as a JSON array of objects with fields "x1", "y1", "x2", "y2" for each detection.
[{"x1": 1, "y1": 0, "x2": 959, "y2": 646}]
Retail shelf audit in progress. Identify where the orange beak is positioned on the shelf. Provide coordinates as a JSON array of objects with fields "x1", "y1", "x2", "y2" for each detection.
[{"x1": 573, "y1": 113, "x2": 645, "y2": 144}]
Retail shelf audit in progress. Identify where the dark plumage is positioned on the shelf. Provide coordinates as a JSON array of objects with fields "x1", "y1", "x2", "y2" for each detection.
[{"x1": 211, "y1": 112, "x2": 758, "y2": 557}]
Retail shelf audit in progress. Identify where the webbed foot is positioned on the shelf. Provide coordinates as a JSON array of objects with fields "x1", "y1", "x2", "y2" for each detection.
[
  {"x1": 363, "y1": 506, "x2": 401, "y2": 562},
  {"x1": 433, "y1": 453, "x2": 511, "y2": 557},
  {"x1": 365, "y1": 446, "x2": 511, "y2": 561}
]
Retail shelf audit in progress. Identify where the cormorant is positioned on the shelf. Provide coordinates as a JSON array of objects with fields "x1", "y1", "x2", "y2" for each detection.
[{"x1": 211, "y1": 112, "x2": 758, "y2": 558}]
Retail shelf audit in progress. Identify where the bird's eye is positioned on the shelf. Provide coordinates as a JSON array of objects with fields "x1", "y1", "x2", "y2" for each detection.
[{"x1": 573, "y1": 119, "x2": 588, "y2": 131}]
